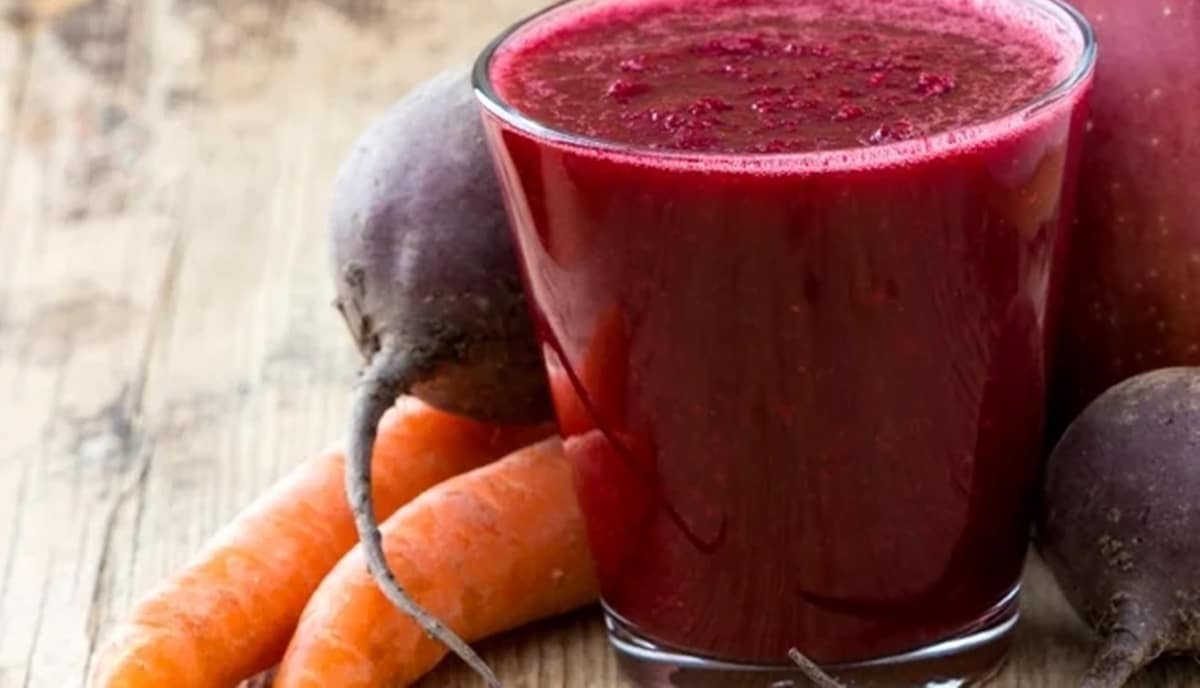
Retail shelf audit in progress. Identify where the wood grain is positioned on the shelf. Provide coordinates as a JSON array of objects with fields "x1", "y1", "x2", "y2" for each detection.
[{"x1": 0, "y1": 1, "x2": 1195, "y2": 687}]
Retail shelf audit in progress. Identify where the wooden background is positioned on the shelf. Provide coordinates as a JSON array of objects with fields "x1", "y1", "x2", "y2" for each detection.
[{"x1": 0, "y1": 0, "x2": 1195, "y2": 686}]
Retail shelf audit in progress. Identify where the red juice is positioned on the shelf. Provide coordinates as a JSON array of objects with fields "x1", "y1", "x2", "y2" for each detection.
[{"x1": 477, "y1": 0, "x2": 1094, "y2": 672}]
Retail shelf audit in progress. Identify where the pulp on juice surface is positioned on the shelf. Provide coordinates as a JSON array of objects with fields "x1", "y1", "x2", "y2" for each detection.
[
  {"x1": 491, "y1": 0, "x2": 1063, "y2": 153},
  {"x1": 483, "y1": 0, "x2": 1089, "y2": 666}
]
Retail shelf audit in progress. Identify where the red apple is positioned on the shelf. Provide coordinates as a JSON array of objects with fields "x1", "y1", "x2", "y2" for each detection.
[{"x1": 1050, "y1": 0, "x2": 1200, "y2": 432}]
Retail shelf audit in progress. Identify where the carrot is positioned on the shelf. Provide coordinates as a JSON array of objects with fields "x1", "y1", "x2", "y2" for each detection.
[
  {"x1": 274, "y1": 437, "x2": 598, "y2": 688},
  {"x1": 90, "y1": 397, "x2": 551, "y2": 688},
  {"x1": 546, "y1": 305, "x2": 629, "y2": 438}
]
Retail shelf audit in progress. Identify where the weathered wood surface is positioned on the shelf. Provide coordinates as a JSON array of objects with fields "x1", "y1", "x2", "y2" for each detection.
[{"x1": 0, "y1": 0, "x2": 1195, "y2": 686}]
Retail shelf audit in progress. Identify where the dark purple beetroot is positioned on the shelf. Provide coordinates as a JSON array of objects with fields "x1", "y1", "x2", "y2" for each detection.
[
  {"x1": 1038, "y1": 368, "x2": 1200, "y2": 688},
  {"x1": 331, "y1": 68, "x2": 550, "y2": 425},
  {"x1": 330, "y1": 68, "x2": 551, "y2": 687}
]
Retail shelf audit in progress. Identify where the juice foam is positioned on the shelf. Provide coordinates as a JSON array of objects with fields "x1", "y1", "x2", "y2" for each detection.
[{"x1": 490, "y1": 0, "x2": 1078, "y2": 159}]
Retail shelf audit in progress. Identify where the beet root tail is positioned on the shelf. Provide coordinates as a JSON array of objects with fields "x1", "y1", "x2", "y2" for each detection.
[
  {"x1": 787, "y1": 648, "x2": 845, "y2": 688},
  {"x1": 346, "y1": 349, "x2": 502, "y2": 688},
  {"x1": 1079, "y1": 625, "x2": 1160, "y2": 688}
]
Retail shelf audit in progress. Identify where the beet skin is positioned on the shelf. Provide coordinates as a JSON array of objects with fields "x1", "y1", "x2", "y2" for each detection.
[
  {"x1": 331, "y1": 68, "x2": 550, "y2": 425},
  {"x1": 1038, "y1": 368, "x2": 1200, "y2": 688}
]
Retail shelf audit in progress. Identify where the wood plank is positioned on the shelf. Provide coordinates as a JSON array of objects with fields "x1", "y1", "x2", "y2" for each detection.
[
  {"x1": 0, "y1": 0, "x2": 181, "y2": 682},
  {"x1": 0, "y1": 0, "x2": 560, "y2": 686},
  {"x1": 0, "y1": 0, "x2": 1197, "y2": 687},
  {"x1": 0, "y1": 8, "x2": 32, "y2": 231},
  {"x1": 96, "y1": 0, "x2": 560, "y2": 671}
]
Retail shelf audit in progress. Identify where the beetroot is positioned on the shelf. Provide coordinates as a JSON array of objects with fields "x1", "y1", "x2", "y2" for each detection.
[
  {"x1": 1048, "y1": 0, "x2": 1200, "y2": 435},
  {"x1": 1038, "y1": 368, "x2": 1200, "y2": 688},
  {"x1": 330, "y1": 68, "x2": 551, "y2": 686}
]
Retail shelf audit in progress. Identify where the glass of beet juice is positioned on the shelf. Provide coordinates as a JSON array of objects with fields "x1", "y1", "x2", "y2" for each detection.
[{"x1": 475, "y1": 0, "x2": 1094, "y2": 684}]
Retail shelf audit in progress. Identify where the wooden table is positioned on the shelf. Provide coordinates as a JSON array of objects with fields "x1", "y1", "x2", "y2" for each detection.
[{"x1": 0, "y1": 0, "x2": 1195, "y2": 686}]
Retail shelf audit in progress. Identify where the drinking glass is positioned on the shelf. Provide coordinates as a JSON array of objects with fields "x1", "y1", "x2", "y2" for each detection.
[{"x1": 475, "y1": 2, "x2": 1095, "y2": 684}]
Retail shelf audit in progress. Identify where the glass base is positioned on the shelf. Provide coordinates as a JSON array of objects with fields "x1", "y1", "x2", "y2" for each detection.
[{"x1": 608, "y1": 585, "x2": 1019, "y2": 687}]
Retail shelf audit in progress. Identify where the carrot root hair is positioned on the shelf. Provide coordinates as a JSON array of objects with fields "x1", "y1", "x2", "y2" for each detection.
[{"x1": 346, "y1": 347, "x2": 501, "y2": 688}]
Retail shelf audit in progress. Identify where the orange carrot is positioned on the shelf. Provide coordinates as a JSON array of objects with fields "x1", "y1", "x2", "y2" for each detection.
[
  {"x1": 90, "y1": 397, "x2": 551, "y2": 688},
  {"x1": 547, "y1": 305, "x2": 629, "y2": 438},
  {"x1": 274, "y1": 437, "x2": 598, "y2": 688}
]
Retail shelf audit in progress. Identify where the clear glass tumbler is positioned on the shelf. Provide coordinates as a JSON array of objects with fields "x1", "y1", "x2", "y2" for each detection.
[{"x1": 475, "y1": 1, "x2": 1095, "y2": 684}]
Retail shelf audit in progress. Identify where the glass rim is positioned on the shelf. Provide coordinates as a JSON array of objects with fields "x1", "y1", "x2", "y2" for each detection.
[{"x1": 472, "y1": 0, "x2": 1097, "y2": 169}]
